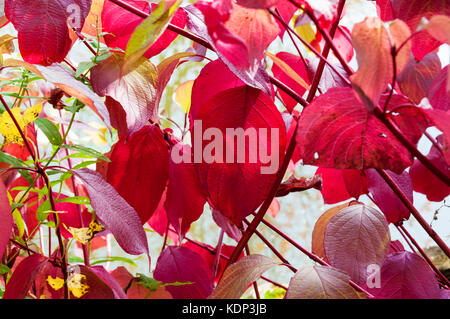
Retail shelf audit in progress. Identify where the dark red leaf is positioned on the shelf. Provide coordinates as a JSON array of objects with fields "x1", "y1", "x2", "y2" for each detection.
[
  {"x1": 3, "y1": 254, "x2": 48, "y2": 299},
  {"x1": 153, "y1": 246, "x2": 214, "y2": 299},
  {"x1": 428, "y1": 65, "x2": 449, "y2": 111},
  {"x1": 212, "y1": 209, "x2": 242, "y2": 242},
  {"x1": 397, "y1": 52, "x2": 441, "y2": 104},
  {"x1": 366, "y1": 169, "x2": 412, "y2": 224},
  {"x1": 5, "y1": 0, "x2": 91, "y2": 65},
  {"x1": 102, "y1": 0, "x2": 186, "y2": 59},
  {"x1": 410, "y1": 135, "x2": 450, "y2": 202},
  {"x1": 88, "y1": 265, "x2": 127, "y2": 299},
  {"x1": 388, "y1": 240, "x2": 405, "y2": 254},
  {"x1": 68, "y1": 265, "x2": 115, "y2": 299},
  {"x1": 365, "y1": 251, "x2": 442, "y2": 299},
  {"x1": 271, "y1": 52, "x2": 310, "y2": 112},
  {"x1": 74, "y1": 168, "x2": 149, "y2": 256},
  {"x1": 388, "y1": 0, "x2": 449, "y2": 60},
  {"x1": 190, "y1": 59, "x2": 245, "y2": 121},
  {"x1": 165, "y1": 144, "x2": 206, "y2": 239},
  {"x1": 296, "y1": 87, "x2": 413, "y2": 174},
  {"x1": 0, "y1": 178, "x2": 12, "y2": 259},
  {"x1": 106, "y1": 125, "x2": 169, "y2": 224},
  {"x1": 192, "y1": 86, "x2": 286, "y2": 224}
]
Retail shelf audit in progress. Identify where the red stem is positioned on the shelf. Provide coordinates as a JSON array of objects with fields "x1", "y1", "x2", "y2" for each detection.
[
  {"x1": 397, "y1": 225, "x2": 450, "y2": 288},
  {"x1": 376, "y1": 169, "x2": 450, "y2": 257},
  {"x1": 307, "y1": 0, "x2": 346, "y2": 102}
]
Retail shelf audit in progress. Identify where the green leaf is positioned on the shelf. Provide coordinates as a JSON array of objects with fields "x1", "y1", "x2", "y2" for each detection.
[
  {"x1": 12, "y1": 209, "x2": 25, "y2": 237},
  {"x1": 125, "y1": 0, "x2": 181, "y2": 69},
  {"x1": 76, "y1": 61, "x2": 95, "y2": 77},
  {"x1": 36, "y1": 200, "x2": 51, "y2": 214},
  {"x1": 72, "y1": 160, "x2": 98, "y2": 170},
  {"x1": 0, "y1": 151, "x2": 33, "y2": 183},
  {"x1": 34, "y1": 118, "x2": 63, "y2": 145},
  {"x1": 60, "y1": 144, "x2": 110, "y2": 162},
  {"x1": 91, "y1": 256, "x2": 138, "y2": 267},
  {"x1": 0, "y1": 264, "x2": 12, "y2": 275},
  {"x1": 56, "y1": 196, "x2": 90, "y2": 205}
]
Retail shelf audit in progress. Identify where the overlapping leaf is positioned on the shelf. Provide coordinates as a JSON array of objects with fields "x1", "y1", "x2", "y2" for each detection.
[
  {"x1": 106, "y1": 125, "x2": 169, "y2": 224},
  {"x1": 286, "y1": 265, "x2": 363, "y2": 299},
  {"x1": 102, "y1": 0, "x2": 186, "y2": 59},
  {"x1": 90, "y1": 53, "x2": 158, "y2": 136},
  {"x1": 154, "y1": 246, "x2": 214, "y2": 299},
  {"x1": 192, "y1": 86, "x2": 286, "y2": 224},
  {"x1": 323, "y1": 204, "x2": 390, "y2": 284},
  {"x1": 5, "y1": 0, "x2": 91, "y2": 65},
  {"x1": 296, "y1": 87, "x2": 413, "y2": 174},
  {"x1": 365, "y1": 251, "x2": 442, "y2": 299},
  {"x1": 74, "y1": 168, "x2": 149, "y2": 256},
  {"x1": 209, "y1": 254, "x2": 279, "y2": 299}
]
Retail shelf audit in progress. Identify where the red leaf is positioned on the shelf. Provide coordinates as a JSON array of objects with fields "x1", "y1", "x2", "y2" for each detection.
[
  {"x1": 296, "y1": 87, "x2": 413, "y2": 174},
  {"x1": 324, "y1": 204, "x2": 390, "y2": 284},
  {"x1": 106, "y1": 125, "x2": 169, "y2": 224},
  {"x1": 271, "y1": 52, "x2": 310, "y2": 112},
  {"x1": 428, "y1": 65, "x2": 449, "y2": 111},
  {"x1": 397, "y1": 52, "x2": 441, "y2": 104},
  {"x1": 0, "y1": 178, "x2": 12, "y2": 259},
  {"x1": 35, "y1": 64, "x2": 112, "y2": 132},
  {"x1": 90, "y1": 53, "x2": 158, "y2": 137},
  {"x1": 365, "y1": 251, "x2": 442, "y2": 299},
  {"x1": 316, "y1": 168, "x2": 368, "y2": 204},
  {"x1": 3, "y1": 254, "x2": 48, "y2": 299},
  {"x1": 366, "y1": 169, "x2": 412, "y2": 224},
  {"x1": 390, "y1": 0, "x2": 449, "y2": 60},
  {"x1": 183, "y1": 5, "x2": 273, "y2": 95},
  {"x1": 212, "y1": 209, "x2": 242, "y2": 242},
  {"x1": 49, "y1": 195, "x2": 92, "y2": 239},
  {"x1": 68, "y1": 265, "x2": 115, "y2": 299},
  {"x1": 424, "y1": 109, "x2": 450, "y2": 164},
  {"x1": 306, "y1": 57, "x2": 350, "y2": 93},
  {"x1": 165, "y1": 144, "x2": 206, "y2": 239},
  {"x1": 147, "y1": 189, "x2": 169, "y2": 237},
  {"x1": 102, "y1": 0, "x2": 186, "y2": 59},
  {"x1": 88, "y1": 265, "x2": 127, "y2": 299},
  {"x1": 192, "y1": 86, "x2": 286, "y2": 224},
  {"x1": 182, "y1": 242, "x2": 244, "y2": 283},
  {"x1": 410, "y1": 135, "x2": 450, "y2": 202},
  {"x1": 153, "y1": 246, "x2": 214, "y2": 299},
  {"x1": 388, "y1": 240, "x2": 405, "y2": 254},
  {"x1": 74, "y1": 168, "x2": 149, "y2": 256},
  {"x1": 223, "y1": 1, "x2": 279, "y2": 67},
  {"x1": 350, "y1": 17, "x2": 410, "y2": 105},
  {"x1": 190, "y1": 59, "x2": 245, "y2": 121},
  {"x1": 5, "y1": 0, "x2": 91, "y2": 65}
]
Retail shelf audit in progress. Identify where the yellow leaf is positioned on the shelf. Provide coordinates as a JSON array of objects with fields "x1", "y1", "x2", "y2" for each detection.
[
  {"x1": 266, "y1": 52, "x2": 310, "y2": 91},
  {"x1": 295, "y1": 22, "x2": 317, "y2": 44},
  {"x1": 68, "y1": 274, "x2": 89, "y2": 298},
  {"x1": 67, "y1": 226, "x2": 93, "y2": 245},
  {"x1": 46, "y1": 275, "x2": 65, "y2": 291},
  {"x1": 175, "y1": 80, "x2": 194, "y2": 113},
  {"x1": 0, "y1": 107, "x2": 26, "y2": 145},
  {"x1": 0, "y1": 34, "x2": 16, "y2": 54},
  {"x1": 89, "y1": 220, "x2": 104, "y2": 233},
  {"x1": 23, "y1": 103, "x2": 42, "y2": 125}
]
